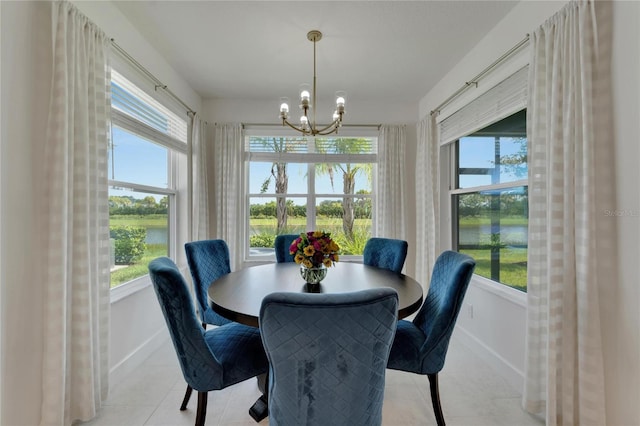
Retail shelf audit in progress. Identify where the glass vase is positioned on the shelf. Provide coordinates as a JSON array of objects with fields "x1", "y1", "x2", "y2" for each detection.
[{"x1": 300, "y1": 264, "x2": 327, "y2": 284}]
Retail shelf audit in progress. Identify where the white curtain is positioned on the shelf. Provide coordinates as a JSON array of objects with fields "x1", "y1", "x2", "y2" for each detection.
[
  {"x1": 523, "y1": 1, "x2": 615, "y2": 425},
  {"x1": 191, "y1": 114, "x2": 209, "y2": 240},
  {"x1": 375, "y1": 125, "x2": 407, "y2": 239},
  {"x1": 40, "y1": 1, "x2": 111, "y2": 424},
  {"x1": 414, "y1": 115, "x2": 440, "y2": 286},
  {"x1": 212, "y1": 123, "x2": 244, "y2": 269}
]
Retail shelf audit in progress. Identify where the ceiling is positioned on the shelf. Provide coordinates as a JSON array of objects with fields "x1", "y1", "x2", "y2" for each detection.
[{"x1": 112, "y1": 1, "x2": 520, "y2": 104}]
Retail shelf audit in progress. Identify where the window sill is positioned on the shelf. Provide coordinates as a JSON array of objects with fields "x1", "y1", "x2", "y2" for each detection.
[
  {"x1": 470, "y1": 274, "x2": 527, "y2": 308},
  {"x1": 110, "y1": 274, "x2": 151, "y2": 303}
]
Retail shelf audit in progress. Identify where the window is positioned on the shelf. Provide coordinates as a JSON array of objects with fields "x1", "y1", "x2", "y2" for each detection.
[
  {"x1": 246, "y1": 135, "x2": 377, "y2": 260},
  {"x1": 108, "y1": 70, "x2": 187, "y2": 289},
  {"x1": 451, "y1": 109, "x2": 528, "y2": 291}
]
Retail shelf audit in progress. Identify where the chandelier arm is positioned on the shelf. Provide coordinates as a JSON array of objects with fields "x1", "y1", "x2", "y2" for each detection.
[
  {"x1": 314, "y1": 120, "x2": 341, "y2": 134},
  {"x1": 316, "y1": 128, "x2": 341, "y2": 136},
  {"x1": 283, "y1": 118, "x2": 341, "y2": 136},
  {"x1": 279, "y1": 30, "x2": 345, "y2": 137},
  {"x1": 282, "y1": 119, "x2": 310, "y2": 135}
]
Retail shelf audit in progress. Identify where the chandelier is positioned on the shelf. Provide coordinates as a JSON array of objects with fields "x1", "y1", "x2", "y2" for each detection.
[{"x1": 279, "y1": 30, "x2": 346, "y2": 136}]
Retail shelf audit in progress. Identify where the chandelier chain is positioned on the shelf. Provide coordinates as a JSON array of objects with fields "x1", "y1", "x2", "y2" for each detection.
[{"x1": 278, "y1": 30, "x2": 345, "y2": 136}]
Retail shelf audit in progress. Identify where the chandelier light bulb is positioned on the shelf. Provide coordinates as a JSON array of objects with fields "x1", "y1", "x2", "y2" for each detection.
[
  {"x1": 278, "y1": 30, "x2": 346, "y2": 136},
  {"x1": 280, "y1": 97, "x2": 289, "y2": 113},
  {"x1": 300, "y1": 83, "x2": 311, "y2": 106}
]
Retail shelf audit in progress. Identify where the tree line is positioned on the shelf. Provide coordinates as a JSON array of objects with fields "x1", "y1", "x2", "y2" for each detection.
[
  {"x1": 250, "y1": 197, "x2": 371, "y2": 219},
  {"x1": 109, "y1": 195, "x2": 168, "y2": 215},
  {"x1": 457, "y1": 192, "x2": 528, "y2": 218}
]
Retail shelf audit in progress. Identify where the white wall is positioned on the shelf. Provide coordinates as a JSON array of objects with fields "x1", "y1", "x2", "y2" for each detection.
[
  {"x1": 419, "y1": 1, "x2": 640, "y2": 424},
  {"x1": 1, "y1": 2, "x2": 51, "y2": 424},
  {"x1": 0, "y1": 1, "x2": 201, "y2": 424},
  {"x1": 608, "y1": 1, "x2": 640, "y2": 423},
  {"x1": 73, "y1": 2, "x2": 202, "y2": 116}
]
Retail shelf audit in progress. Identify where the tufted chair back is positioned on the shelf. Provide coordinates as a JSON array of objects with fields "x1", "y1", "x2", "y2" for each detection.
[
  {"x1": 363, "y1": 237, "x2": 409, "y2": 274},
  {"x1": 149, "y1": 257, "x2": 269, "y2": 426},
  {"x1": 386, "y1": 250, "x2": 475, "y2": 426},
  {"x1": 149, "y1": 257, "x2": 225, "y2": 391},
  {"x1": 185, "y1": 239, "x2": 233, "y2": 326},
  {"x1": 413, "y1": 250, "x2": 476, "y2": 372},
  {"x1": 274, "y1": 234, "x2": 300, "y2": 263},
  {"x1": 259, "y1": 288, "x2": 399, "y2": 426}
]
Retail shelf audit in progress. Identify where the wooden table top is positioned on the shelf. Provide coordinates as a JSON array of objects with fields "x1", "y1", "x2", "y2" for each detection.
[{"x1": 208, "y1": 262, "x2": 424, "y2": 327}]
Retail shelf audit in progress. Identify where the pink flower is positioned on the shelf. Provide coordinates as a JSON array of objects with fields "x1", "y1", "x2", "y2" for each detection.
[{"x1": 289, "y1": 231, "x2": 340, "y2": 268}]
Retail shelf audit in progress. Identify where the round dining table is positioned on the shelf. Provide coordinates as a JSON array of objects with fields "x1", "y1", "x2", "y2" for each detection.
[
  {"x1": 208, "y1": 261, "x2": 424, "y2": 422},
  {"x1": 207, "y1": 261, "x2": 424, "y2": 328}
]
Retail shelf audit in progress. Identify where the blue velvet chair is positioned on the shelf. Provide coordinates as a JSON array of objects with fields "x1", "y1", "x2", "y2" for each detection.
[
  {"x1": 274, "y1": 234, "x2": 300, "y2": 263},
  {"x1": 148, "y1": 257, "x2": 268, "y2": 426},
  {"x1": 363, "y1": 237, "x2": 409, "y2": 274},
  {"x1": 259, "y1": 288, "x2": 399, "y2": 426},
  {"x1": 183, "y1": 239, "x2": 235, "y2": 408},
  {"x1": 386, "y1": 250, "x2": 476, "y2": 426},
  {"x1": 184, "y1": 239, "x2": 233, "y2": 327}
]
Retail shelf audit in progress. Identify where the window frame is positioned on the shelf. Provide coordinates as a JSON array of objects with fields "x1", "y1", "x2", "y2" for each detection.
[
  {"x1": 447, "y1": 111, "x2": 528, "y2": 292},
  {"x1": 244, "y1": 131, "x2": 378, "y2": 263},
  {"x1": 109, "y1": 73, "x2": 188, "y2": 301}
]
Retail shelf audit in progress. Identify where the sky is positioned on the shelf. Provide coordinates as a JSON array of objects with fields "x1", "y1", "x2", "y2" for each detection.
[
  {"x1": 458, "y1": 136, "x2": 526, "y2": 188},
  {"x1": 108, "y1": 128, "x2": 525, "y2": 202},
  {"x1": 109, "y1": 128, "x2": 168, "y2": 187},
  {"x1": 249, "y1": 162, "x2": 371, "y2": 195}
]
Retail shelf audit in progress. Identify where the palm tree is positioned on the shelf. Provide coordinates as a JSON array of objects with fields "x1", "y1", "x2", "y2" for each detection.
[
  {"x1": 256, "y1": 137, "x2": 305, "y2": 233},
  {"x1": 315, "y1": 138, "x2": 372, "y2": 240}
]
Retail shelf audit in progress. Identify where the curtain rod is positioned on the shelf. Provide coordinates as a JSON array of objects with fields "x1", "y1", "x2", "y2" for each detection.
[
  {"x1": 110, "y1": 39, "x2": 196, "y2": 116},
  {"x1": 430, "y1": 34, "x2": 530, "y2": 117},
  {"x1": 241, "y1": 123, "x2": 381, "y2": 130}
]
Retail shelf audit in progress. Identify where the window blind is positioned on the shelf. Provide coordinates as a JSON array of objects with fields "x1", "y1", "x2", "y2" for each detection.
[
  {"x1": 439, "y1": 66, "x2": 528, "y2": 145},
  {"x1": 246, "y1": 136, "x2": 377, "y2": 163},
  {"x1": 111, "y1": 70, "x2": 188, "y2": 144}
]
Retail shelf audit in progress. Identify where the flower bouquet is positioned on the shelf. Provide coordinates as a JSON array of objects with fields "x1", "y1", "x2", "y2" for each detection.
[{"x1": 289, "y1": 231, "x2": 340, "y2": 284}]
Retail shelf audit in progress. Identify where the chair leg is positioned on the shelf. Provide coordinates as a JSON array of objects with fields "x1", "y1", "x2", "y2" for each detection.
[
  {"x1": 428, "y1": 373, "x2": 446, "y2": 426},
  {"x1": 195, "y1": 391, "x2": 208, "y2": 426},
  {"x1": 180, "y1": 384, "x2": 193, "y2": 410}
]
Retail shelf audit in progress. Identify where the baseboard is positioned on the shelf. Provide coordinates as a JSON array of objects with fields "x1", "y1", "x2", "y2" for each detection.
[
  {"x1": 453, "y1": 325, "x2": 525, "y2": 393},
  {"x1": 109, "y1": 328, "x2": 169, "y2": 390}
]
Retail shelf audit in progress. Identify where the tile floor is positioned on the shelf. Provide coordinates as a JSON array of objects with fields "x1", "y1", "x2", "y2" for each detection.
[{"x1": 80, "y1": 335, "x2": 543, "y2": 426}]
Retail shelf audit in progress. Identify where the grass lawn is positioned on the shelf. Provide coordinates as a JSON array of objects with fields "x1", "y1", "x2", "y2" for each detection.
[
  {"x1": 109, "y1": 214, "x2": 528, "y2": 291},
  {"x1": 250, "y1": 217, "x2": 372, "y2": 254},
  {"x1": 110, "y1": 243, "x2": 167, "y2": 288},
  {"x1": 459, "y1": 215, "x2": 528, "y2": 227},
  {"x1": 250, "y1": 217, "x2": 370, "y2": 234},
  {"x1": 110, "y1": 214, "x2": 167, "y2": 228},
  {"x1": 460, "y1": 247, "x2": 527, "y2": 292}
]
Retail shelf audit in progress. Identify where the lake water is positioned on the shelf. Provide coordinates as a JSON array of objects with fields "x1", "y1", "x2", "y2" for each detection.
[
  {"x1": 146, "y1": 225, "x2": 528, "y2": 248},
  {"x1": 146, "y1": 227, "x2": 168, "y2": 245},
  {"x1": 459, "y1": 224, "x2": 528, "y2": 247}
]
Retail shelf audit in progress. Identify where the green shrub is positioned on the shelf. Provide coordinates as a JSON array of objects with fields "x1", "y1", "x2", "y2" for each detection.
[
  {"x1": 250, "y1": 233, "x2": 276, "y2": 248},
  {"x1": 333, "y1": 227, "x2": 371, "y2": 255},
  {"x1": 110, "y1": 226, "x2": 146, "y2": 264}
]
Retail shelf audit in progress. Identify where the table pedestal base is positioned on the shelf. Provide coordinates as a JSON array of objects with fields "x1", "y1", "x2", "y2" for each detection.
[
  {"x1": 248, "y1": 394, "x2": 268, "y2": 422},
  {"x1": 249, "y1": 373, "x2": 268, "y2": 422}
]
